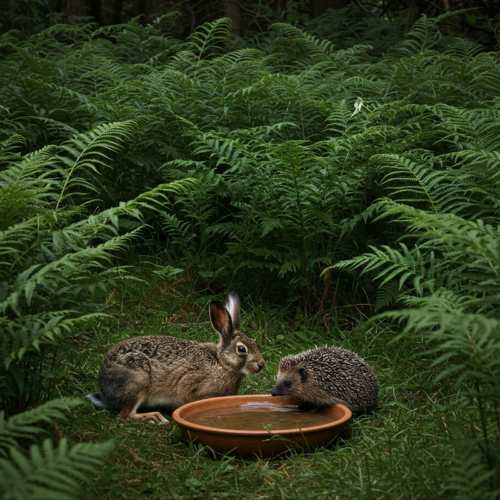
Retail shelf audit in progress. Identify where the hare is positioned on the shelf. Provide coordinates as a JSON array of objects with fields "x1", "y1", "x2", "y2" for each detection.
[{"x1": 87, "y1": 293, "x2": 265, "y2": 424}]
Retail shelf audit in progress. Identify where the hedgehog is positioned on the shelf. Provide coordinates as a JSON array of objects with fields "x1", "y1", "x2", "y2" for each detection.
[{"x1": 271, "y1": 346, "x2": 378, "y2": 413}]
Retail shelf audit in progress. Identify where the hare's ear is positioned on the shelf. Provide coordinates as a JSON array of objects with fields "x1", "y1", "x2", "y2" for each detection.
[
  {"x1": 225, "y1": 292, "x2": 241, "y2": 331},
  {"x1": 209, "y1": 300, "x2": 233, "y2": 344}
]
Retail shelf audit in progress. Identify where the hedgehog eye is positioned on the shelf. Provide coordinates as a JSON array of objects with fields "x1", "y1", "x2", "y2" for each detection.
[
  {"x1": 284, "y1": 381, "x2": 292, "y2": 388},
  {"x1": 237, "y1": 344, "x2": 247, "y2": 354}
]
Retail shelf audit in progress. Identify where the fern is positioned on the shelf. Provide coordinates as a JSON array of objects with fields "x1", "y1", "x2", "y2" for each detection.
[
  {"x1": 0, "y1": 398, "x2": 113, "y2": 500},
  {"x1": 0, "y1": 399, "x2": 81, "y2": 455},
  {"x1": 334, "y1": 201, "x2": 500, "y2": 494},
  {"x1": 330, "y1": 243, "x2": 443, "y2": 296},
  {"x1": 373, "y1": 153, "x2": 474, "y2": 216},
  {"x1": 0, "y1": 121, "x2": 195, "y2": 411},
  {"x1": 1, "y1": 439, "x2": 113, "y2": 500},
  {"x1": 187, "y1": 17, "x2": 232, "y2": 65},
  {"x1": 2, "y1": 8, "x2": 500, "y2": 495}
]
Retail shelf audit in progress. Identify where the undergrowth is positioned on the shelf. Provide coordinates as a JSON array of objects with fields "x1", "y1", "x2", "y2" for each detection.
[
  {"x1": 68, "y1": 280, "x2": 461, "y2": 500},
  {"x1": 1, "y1": 6, "x2": 499, "y2": 499}
]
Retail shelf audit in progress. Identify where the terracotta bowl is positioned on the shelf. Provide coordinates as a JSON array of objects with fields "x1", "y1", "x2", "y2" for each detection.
[{"x1": 172, "y1": 394, "x2": 352, "y2": 458}]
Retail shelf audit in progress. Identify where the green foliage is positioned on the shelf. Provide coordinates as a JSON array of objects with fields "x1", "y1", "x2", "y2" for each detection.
[
  {"x1": 329, "y1": 93, "x2": 500, "y2": 498},
  {"x1": 0, "y1": 121, "x2": 195, "y2": 414},
  {"x1": 0, "y1": 398, "x2": 113, "y2": 500},
  {"x1": 0, "y1": 114, "x2": 194, "y2": 495},
  {"x1": 0, "y1": 0, "x2": 69, "y2": 37},
  {"x1": 1, "y1": 7, "x2": 500, "y2": 498}
]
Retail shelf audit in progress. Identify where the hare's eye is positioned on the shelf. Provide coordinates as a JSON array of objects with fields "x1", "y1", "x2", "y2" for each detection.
[{"x1": 237, "y1": 345, "x2": 247, "y2": 354}]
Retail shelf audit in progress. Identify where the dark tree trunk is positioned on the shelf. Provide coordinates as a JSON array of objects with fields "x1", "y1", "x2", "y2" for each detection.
[
  {"x1": 148, "y1": 0, "x2": 164, "y2": 18},
  {"x1": 67, "y1": 0, "x2": 90, "y2": 17},
  {"x1": 96, "y1": 0, "x2": 122, "y2": 26},
  {"x1": 130, "y1": 0, "x2": 163, "y2": 22},
  {"x1": 67, "y1": 0, "x2": 100, "y2": 22},
  {"x1": 91, "y1": 0, "x2": 100, "y2": 23},
  {"x1": 111, "y1": 0, "x2": 123, "y2": 24},
  {"x1": 225, "y1": 0, "x2": 243, "y2": 36},
  {"x1": 131, "y1": 0, "x2": 145, "y2": 18},
  {"x1": 407, "y1": 0, "x2": 419, "y2": 22},
  {"x1": 310, "y1": 0, "x2": 351, "y2": 18}
]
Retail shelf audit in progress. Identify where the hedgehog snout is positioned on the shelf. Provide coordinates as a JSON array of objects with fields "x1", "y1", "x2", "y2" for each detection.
[
  {"x1": 271, "y1": 383, "x2": 285, "y2": 397},
  {"x1": 271, "y1": 384, "x2": 283, "y2": 397}
]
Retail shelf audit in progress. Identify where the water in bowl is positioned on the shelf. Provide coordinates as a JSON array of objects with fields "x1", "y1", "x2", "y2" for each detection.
[{"x1": 190, "y1": 401, "x2": 339, "y2": 431}]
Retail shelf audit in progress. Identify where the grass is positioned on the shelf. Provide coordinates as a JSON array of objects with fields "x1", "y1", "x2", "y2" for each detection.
[{"x1": 59, "y1": 276, "x2": 464, "y2": 499}]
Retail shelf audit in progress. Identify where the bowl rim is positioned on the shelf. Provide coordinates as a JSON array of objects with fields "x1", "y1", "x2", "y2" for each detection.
[{"x1": 172, "y1": 394, "x2": 352, "y2": 437}]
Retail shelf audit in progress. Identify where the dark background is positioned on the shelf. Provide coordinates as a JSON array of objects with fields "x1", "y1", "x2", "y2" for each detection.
[{"x1": 2, "y1": 0, "x2": 500, "y2": 46}]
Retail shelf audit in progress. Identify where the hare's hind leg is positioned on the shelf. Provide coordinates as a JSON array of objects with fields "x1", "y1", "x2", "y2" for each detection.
[{"x1": 118, "y1": 396, "x2": 168, "y2": 425}]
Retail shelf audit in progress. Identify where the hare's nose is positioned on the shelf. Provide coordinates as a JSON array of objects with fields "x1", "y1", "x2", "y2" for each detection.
[{"x1": 256, "y1": 362, "x2": 265, "y2": 372}]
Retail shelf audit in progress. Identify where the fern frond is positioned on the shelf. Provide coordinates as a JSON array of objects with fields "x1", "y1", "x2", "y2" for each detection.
[
  {"x1": 373, "y1": 153, "x2": 474, "y2": 216},
  {"x1": 56, "y1": 120, "x2": 141, "y2": 208},
  {"x1": 187, "y1": 18, "x2": 231, "y2": 62},
  {"x1": 329, "y1": 243, "x2": 441, "y2": 297},
  {"x1": 0, "y1": 399, "x2": 81, "y2": 456},
  {"x1": 0, "y1": 438, "x2": 113, "y2": 500}
]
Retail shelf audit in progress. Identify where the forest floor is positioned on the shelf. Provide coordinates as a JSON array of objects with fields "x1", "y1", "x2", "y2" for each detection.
[{"x1": 58, "y1": 278, "x2": 463, "y2": 499}]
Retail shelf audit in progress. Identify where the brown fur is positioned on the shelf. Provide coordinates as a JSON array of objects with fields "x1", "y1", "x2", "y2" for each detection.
[
  {"x1": 87, "y1": 293, "x2": 265, "y2": 424},
  {"x1": 272, "y1": 346, "x2": 378, "y2": 413}
]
